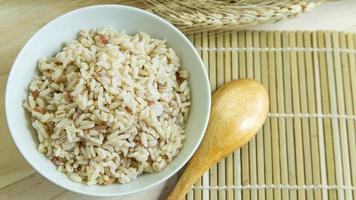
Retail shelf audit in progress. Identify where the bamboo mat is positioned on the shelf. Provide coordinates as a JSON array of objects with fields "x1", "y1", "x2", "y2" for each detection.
[{"x1": 184, "y1": 31, "x2": 356, "y2": 200}]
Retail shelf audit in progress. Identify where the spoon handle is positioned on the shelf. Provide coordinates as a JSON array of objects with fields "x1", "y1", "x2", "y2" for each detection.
[
  {"x1": 167, "y1": 141, "x2": 219, "y2": 200},
  {"x1": 166, "y1": 134, "x2": 247, "y2": 200}
]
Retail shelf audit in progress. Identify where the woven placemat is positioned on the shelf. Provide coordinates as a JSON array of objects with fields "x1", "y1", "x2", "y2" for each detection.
[{"x1": 184, "y1": 31, "x2": 356, "y2": 200}]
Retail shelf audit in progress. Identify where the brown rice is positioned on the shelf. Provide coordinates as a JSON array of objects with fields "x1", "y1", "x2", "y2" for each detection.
[{"x1": 23, "y1": 28, "x2": 191, "y2": 185}]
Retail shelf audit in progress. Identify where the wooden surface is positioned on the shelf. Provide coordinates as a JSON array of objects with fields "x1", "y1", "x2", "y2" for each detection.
[{"x1": 1, "y1": 0, "x2": 356, "y2": 200}]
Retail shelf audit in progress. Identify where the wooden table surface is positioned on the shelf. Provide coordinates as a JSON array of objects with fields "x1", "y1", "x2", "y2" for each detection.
[{"x1": 1, "y1": 0, "x2": 356, "y2": 199}]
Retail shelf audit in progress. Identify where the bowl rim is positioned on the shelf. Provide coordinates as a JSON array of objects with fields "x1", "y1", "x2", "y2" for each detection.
[{"x1": 5, "y1": 4, "x2": 211, "y2": 197}]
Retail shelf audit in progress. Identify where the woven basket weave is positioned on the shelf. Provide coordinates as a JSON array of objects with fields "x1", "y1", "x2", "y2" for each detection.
[{"x1": 143, "y1": 0, "x2": 320, "y2": 33}]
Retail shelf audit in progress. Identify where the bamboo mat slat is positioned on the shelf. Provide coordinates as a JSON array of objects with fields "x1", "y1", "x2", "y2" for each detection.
[
  {"x1": 187, "y1": 31, "x2": 356, "y2": 200},
  {"x1": 254, "y1": 32, "x2": 265, "y2": 200},
  {"x1": 246, "y1": 31, "x2": 257, "y2": 200},
  {"x1": 345, "y1": 33, "x2": 356, "y2": 200}
]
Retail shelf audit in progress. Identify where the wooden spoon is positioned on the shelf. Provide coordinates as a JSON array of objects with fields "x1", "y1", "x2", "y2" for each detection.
[{"x1": 167, "y1": 79, "x2": 269, "y2": 200}]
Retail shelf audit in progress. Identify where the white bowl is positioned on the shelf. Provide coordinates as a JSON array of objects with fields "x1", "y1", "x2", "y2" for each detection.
[{"x1": 5, "y1": 5, "x2": 210, "y2": 197}]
